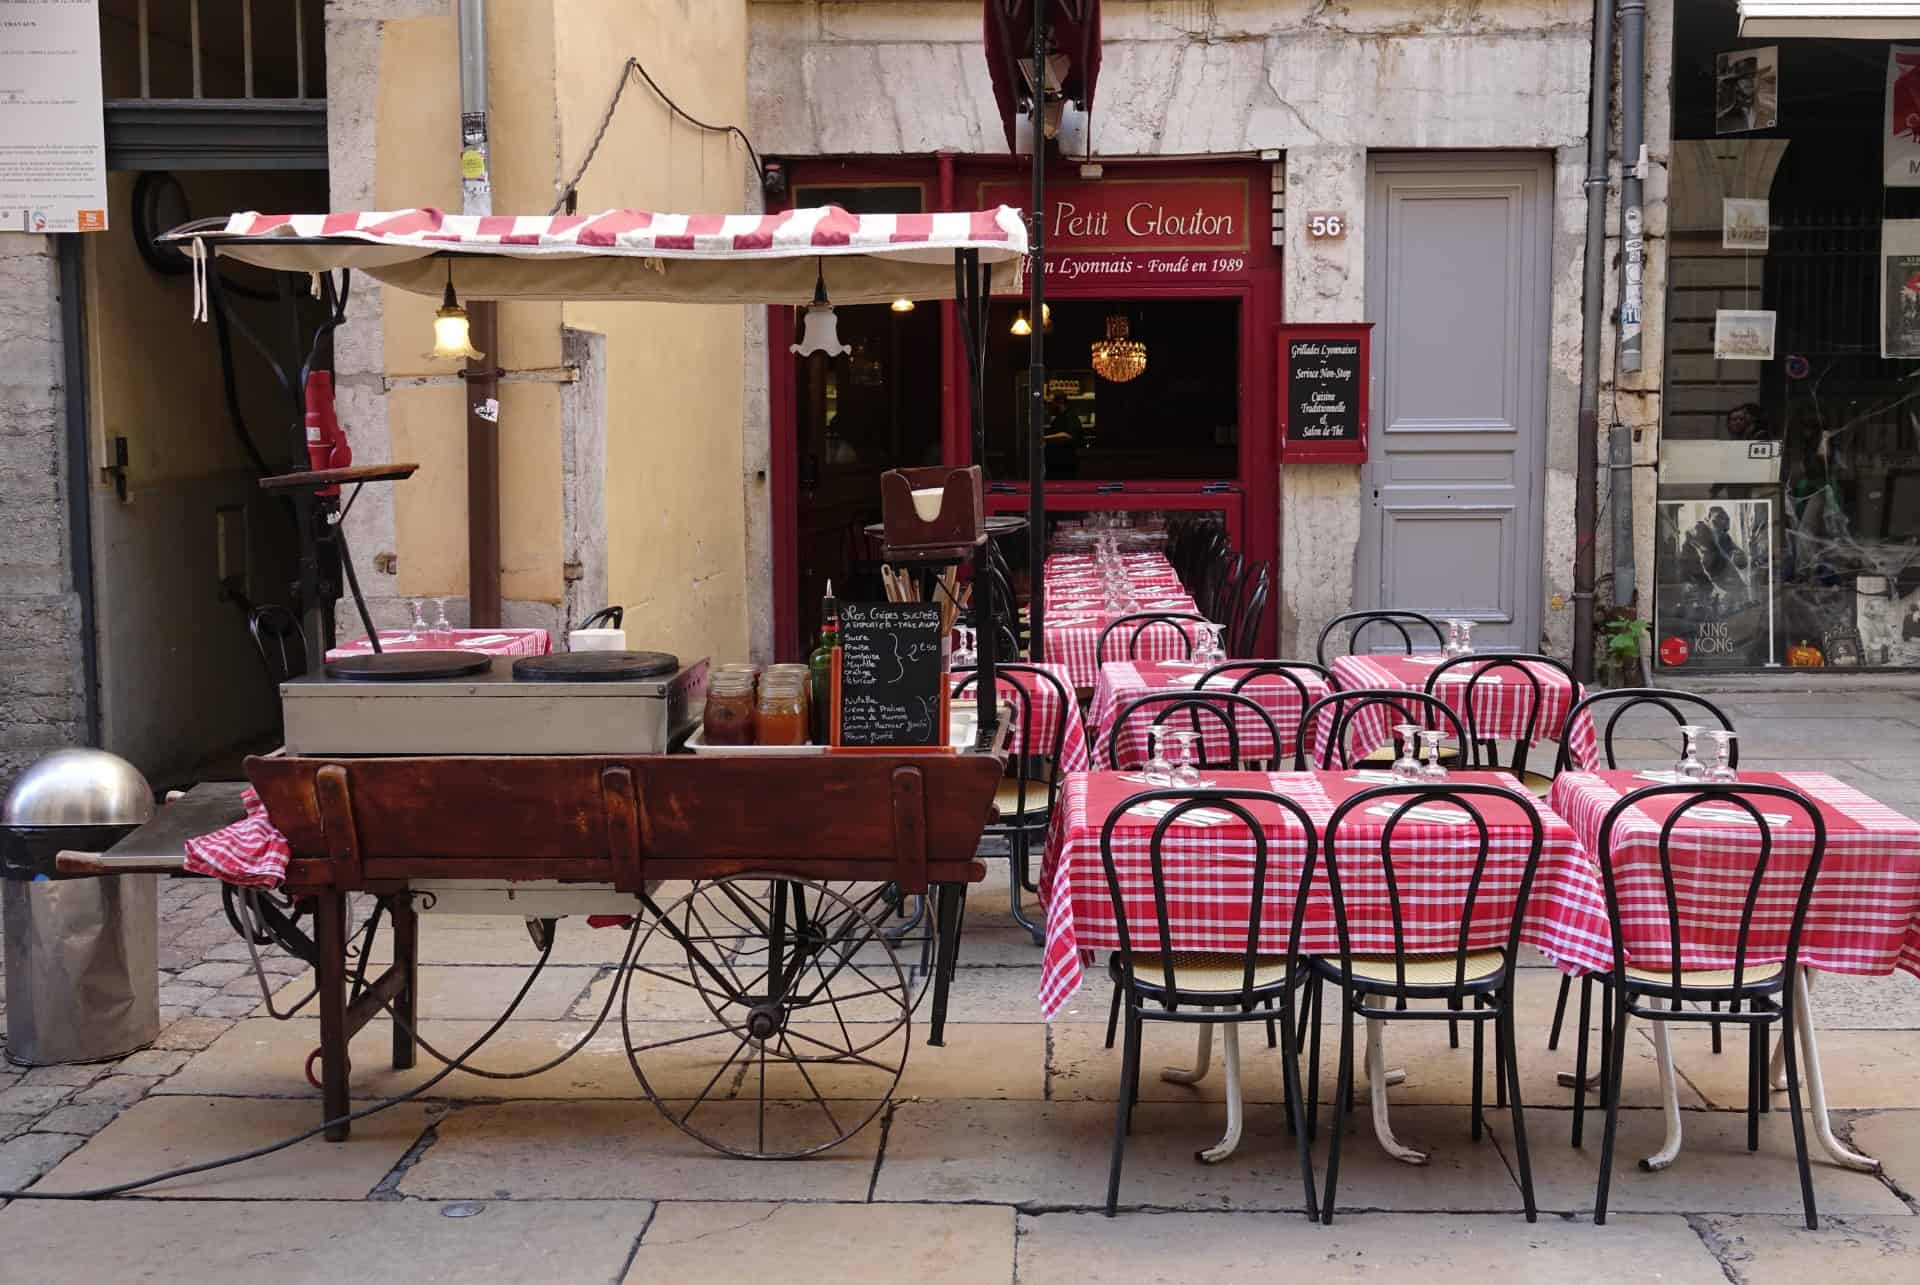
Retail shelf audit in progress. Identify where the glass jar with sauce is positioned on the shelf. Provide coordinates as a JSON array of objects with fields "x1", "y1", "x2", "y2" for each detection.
[
  {"x1": 765, "y1": 664, "x2": 812, "y2": 741},
  {"x1": 754, "y1": 671, "x2": 809, "y2": 746},
  {"x1": 703, "y1": 669, "x2": 758, "y2": 745}
]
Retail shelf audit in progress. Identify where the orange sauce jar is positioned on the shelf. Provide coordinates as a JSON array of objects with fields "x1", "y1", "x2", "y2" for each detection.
[{"x1": 754, "y1": 671, "x2": 809, "y2": 746}]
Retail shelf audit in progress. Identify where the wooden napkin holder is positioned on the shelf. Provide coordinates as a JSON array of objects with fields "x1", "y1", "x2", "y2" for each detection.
[{"x1": 879, "y1": 465, "x2": 985, "y2": 562}]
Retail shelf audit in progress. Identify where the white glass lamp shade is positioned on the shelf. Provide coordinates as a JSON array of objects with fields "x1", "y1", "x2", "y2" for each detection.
[{"x1": 790, "y1": 302, "x2": 851, "y2": 358}]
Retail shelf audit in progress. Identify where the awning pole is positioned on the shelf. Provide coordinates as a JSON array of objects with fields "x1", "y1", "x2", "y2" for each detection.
[
  {"x1": 1026, "y1": 0, "x2": 1048, "y2": 661},
  {"x1": 957, "y1": 250, "x2": 1000, "y2": 748}
]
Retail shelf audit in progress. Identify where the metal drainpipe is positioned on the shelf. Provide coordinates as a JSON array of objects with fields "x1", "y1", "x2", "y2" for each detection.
[
  {"x1": 1572, "y1": 0, "x2": 1615, "y2": 683},
  {"x1": 458, "y1": 0, "x2": 501, "y2": 626},
  {"x1": 1026, "y1": 3, "x2": 1047, "y2": 661},
  {"x1": 1612, "y1": 0, "x2": 1647, "y2": 615},
  {"x1": 58, "y1": 236, "x2": 101, "y2": 745}
]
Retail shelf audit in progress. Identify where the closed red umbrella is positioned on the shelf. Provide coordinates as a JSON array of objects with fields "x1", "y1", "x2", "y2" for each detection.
[{"x1": 983, "y1": 1, "x2": 1101, "y2": 150}]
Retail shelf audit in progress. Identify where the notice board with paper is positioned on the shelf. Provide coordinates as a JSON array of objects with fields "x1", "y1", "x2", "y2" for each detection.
[{"x1": 833, "y1": 602, "x2": 948, "y2": 748}]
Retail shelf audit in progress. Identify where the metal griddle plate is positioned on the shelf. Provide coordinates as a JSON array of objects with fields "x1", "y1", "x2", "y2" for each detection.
[
  {"x1": 511, "y1": 650, "x2": 681, "y2": 682},
  {"x1": 324, "y1": 649, "x2": 493, "y2": 681}
]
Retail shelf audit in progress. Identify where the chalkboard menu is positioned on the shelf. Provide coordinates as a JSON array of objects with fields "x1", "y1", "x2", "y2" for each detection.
[
  {"x1": 1278, "y1": 322, "x2": 1371, "y2": 464},
  {"x1": 835, "y1": 601, "x2": 947, "y2": 747}
]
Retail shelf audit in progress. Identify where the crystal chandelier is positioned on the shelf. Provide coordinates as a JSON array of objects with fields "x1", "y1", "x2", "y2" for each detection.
[{"x1": 1090, "y1": 312, "x2": 1147, "y2": 383}]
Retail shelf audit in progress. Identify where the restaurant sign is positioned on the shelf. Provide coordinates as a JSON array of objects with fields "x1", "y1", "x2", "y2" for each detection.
[
  {"x1": 977, "y1": 177, "x2": 1253, "y2": 287},
  {"x1": 1278, "y1": 323, "x2": 1372, "y2": 464}
]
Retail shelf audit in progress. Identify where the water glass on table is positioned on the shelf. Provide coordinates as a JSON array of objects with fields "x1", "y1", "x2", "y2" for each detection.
[
  {"x1": 1674, "y1": 725, "x2": 1710, "y2": 782},
  {"x1": 1705, "y1": 729, "x2": 1739, "y2": 784},
  {"x1": 1392, "y1": 723, "x2": 1424, "y2": 782},
  {"x1": 1169, "y1": 729, "x2": 1203, "y2": 786},
  {"x1": 1417, "y1": 729, "x2": 1449, "y2": 781},
  {"x1": 1144, "y1": 728, "x2": 1174, "y2": 786}
]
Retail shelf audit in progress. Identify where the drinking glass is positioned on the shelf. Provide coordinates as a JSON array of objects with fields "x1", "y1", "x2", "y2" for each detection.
[
  {"x1": 1143, "y1": 727, "x2": 1174, "y2": 786},
  {"x1": 429, "y1": 598, "x2": 453, "y2": 647},
  {"x1": 1455, "y1": 619, "x2": 1475, "y2": 655},
  {"x1": 1392, "y1": 723, "x2": 1424, "y2": 781},
  {"x1": 951, "y1": 625, "x2": 976, "y2": 670},
  {"x1": 1417, "y1": 729, "x2": 1449, "y2": 782},
  {"x1": 1170, "y1": 729, "x2": 1203, "y2": 787},
  {"x1": 401, "y1": 599, "x2": 428, "y2": 644},
  {"x1": 1674, "y1": 725, "x2": 1709, "y2": 782},
  {"x1": 1443, "y1": 618, "x2": 1461, "y2": 657},
  {"x1": 1705, "y1": 730, "x2": 1738, "y2": 784}
]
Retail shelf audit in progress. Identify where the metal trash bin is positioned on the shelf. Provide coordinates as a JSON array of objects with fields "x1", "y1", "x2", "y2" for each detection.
[{"x1": 0, "y1": 749, "x2": 159, "y2": 1065}]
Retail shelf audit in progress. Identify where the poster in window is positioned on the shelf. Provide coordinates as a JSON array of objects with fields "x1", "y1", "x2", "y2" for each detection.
[
  {"x1": 1716, "y1": 47, "x2": 1779, "y2": 135},
  {"x1": 1714, "y1": 310, "x2": 1776, "y2": 361},
  {"x1": 1655, "y1": 499, "x2": 1775, "y2": 669},
  {"x1": 1888, "y1": 47, "x2": 1920, "y2": 186},
  {"x1": 1722, "y1": 199, "x2": 1770, "y2": 252},
  {"x1": 1883, "y1": 220, "x2": 1920, "y2": 358},
  {"x1": 1855, "y1": 575, "x2": 1920, "y2": 667}
]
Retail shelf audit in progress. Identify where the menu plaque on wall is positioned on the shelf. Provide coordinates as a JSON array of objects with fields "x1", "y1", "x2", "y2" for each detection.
[
  {"x1": 1278, "y1": 323, "x2": 1372, "y2": 464},
  {"x1": 833, "y1": 602, "x2": 948, "y2": 748}
]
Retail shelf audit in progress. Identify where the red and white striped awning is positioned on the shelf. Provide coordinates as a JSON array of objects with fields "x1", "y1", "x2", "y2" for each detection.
[{"x1": 171, "y1": 205, "x2": 1030, "y2": 304}]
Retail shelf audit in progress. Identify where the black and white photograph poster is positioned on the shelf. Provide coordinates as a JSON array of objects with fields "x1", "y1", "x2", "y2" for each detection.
[
  {"x1": 1887, "y1": 46, "x2": 1920, "y2": 186},
  {"x1": 1655, "y1": 499, "x2": 1775, "y2": 670},
  {"x1": 1883, "y1": 220, "x2": 1920, "y2": 358},
  {"x1": 1716, "y1": 46, "x2": 1779, "y2": 135},
  {"x1": 1856, "y1": 575, "x2": 1920, "y2": 667},
  {"x1": 1722, "y1": 198, "x2": 1770, "y2": 251},
  {"x1": 1714, "y1": 309, "x2": 1776, "y2": 361}
]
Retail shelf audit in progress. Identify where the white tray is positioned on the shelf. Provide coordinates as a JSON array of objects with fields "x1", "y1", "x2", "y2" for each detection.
[{"x1": 684, "y1": 728, "x2": 827, "y2": 756}]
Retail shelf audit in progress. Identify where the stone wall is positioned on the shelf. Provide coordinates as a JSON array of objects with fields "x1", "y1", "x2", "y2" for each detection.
[
  {"x1": 750, "y1": 0, "x2": 1607, "y2": 656},
  {"x1": 0, "y1": 235, "x2": 85, "y2": 791}
]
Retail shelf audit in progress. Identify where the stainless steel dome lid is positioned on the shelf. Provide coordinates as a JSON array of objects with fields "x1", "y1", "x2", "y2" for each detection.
[{"x1": 1, "y1": 749, "x2": 156, "y2": 829}]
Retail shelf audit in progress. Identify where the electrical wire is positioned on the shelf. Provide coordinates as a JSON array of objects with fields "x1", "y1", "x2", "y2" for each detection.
[
  {"x1": 551, "y1": 56, "x2": 762, "y2": 215},
  {"x1": 0, "y1": 929, "x2": 559, "y2": 1201}
]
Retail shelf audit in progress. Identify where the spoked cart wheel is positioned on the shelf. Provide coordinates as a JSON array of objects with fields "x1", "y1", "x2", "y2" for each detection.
[{"x1": 622, "y1": 875, "x2": 914, "y2": 1158}]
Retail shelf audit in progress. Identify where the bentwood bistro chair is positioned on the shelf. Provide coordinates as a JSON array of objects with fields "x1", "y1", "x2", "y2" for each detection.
[
  {"x1": 1315, "y1": 609, "x2": 1447, "y2": 668},
  {"x1": 1422, "y1": 651, "x2": 1577, "y2": 795},
  {"x1": 1544, "y1": 688, "x2": 1741, "y2": 1054},
  {"x1": 1198, "y1": 659, "x2": 1338, "y2": 769},
  {"x1": 1098, "y1": 788, "x2": 1321, "y2": 1219},
  {"x1": 952, "y1": 663, "x2": 1071, "y2": 948},
  {"x1": 1577, "y1": 782, "x2": 1827, "y2": 1230},
  {"x1": 1311, "y1": 783, "x2": 1548, "y2": 1224},
  {"x1": 1095, "y1": 612, "x2": 1209, "y2": 667}
]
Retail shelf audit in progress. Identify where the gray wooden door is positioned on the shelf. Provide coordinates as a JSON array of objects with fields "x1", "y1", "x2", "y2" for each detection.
[{"x1": 1359, "y1": 153, "x2": 1552, "y2": 650}]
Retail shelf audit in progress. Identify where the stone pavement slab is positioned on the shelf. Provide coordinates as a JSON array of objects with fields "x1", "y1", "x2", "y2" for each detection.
[
  {"x1": 33, "y1": 1095, "x2": 434, "y2": 1198},
  {"x1": 163, "y1": 1015, "x2": 1045, "y2": 1102},
  {"x1": 0, "y1": 1199, "x2": 650, "y2": 1284},
  {"x1": 265, "y1": 962, "x2": 601, "y2": 1021},
  {"x1": 1660, "y1": 1027, "x2": 1920, "y2": 1111},
  {"x1": 1484, "y1": 1106, "x2": 1912, "y2": 1216},
  {"x1": 625, "y1": 1201, "x2": 1013, "y2": 1285},
  {"x1": 1850, "y1": 1109, "x2": 1920, "y2": 1197},
  {"x1": 397, "y1": 1099, "x2": 880, "y2": 1201},
  {"x1": 1015, "y1": 1210, "x2": 1729, "y2": 1284},
  {"x1": 1697, "y1": 1214, "x2": 1920, "y2": 1285},
  {"x1": 1783, "y1": 970, "x2": 1920, "y2": 1029}
]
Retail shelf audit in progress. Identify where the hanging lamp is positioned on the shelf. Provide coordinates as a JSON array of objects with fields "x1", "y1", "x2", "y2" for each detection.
[
  {"x1": 426, "y1": 261, "x2": 485, "y2": 361},
  {"x1": 1090, "y1": 312, "x2": 1146, "y2": 383},
  {"x1": 789, "y1": 261, "x2": 851, "y2": 357}
]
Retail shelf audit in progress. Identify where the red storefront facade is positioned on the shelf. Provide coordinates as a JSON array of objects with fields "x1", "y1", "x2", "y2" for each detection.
[{"x1": 769, "y1": 154, "x2": 1282, "y2": 660}]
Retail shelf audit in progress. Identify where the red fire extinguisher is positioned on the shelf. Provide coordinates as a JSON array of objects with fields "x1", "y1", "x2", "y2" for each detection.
[{"x1": 303, "y1": 370, "x2": 352, "y2": 495}]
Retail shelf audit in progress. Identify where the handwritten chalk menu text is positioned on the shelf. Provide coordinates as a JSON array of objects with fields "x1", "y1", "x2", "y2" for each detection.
[
  {"x1": 836, "y1": 601, "x2": 946, "y2": 747},
  {"x1": 1277, "y1": 322, "x2": 1372, "y2": 464}
]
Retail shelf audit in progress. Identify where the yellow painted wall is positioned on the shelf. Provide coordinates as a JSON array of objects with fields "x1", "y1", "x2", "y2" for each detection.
[
  {"x1": 374, "y1": 7, "x2": 565, "y2": 605},
  {"x1": 556, "y1": 0, "x2": 752, "y2": 663},
  {"x1": 365, "y1": 2, "x2": 749, "y2": 650}
]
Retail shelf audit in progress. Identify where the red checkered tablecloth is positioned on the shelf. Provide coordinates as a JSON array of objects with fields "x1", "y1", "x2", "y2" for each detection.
[
  {"x1": 1036, "y1": 769, "x2": 1598, "y2": 1018},
  {"x1": 1040, "y1": 554, "x2": 1211, "y2": 687},
  {"x1": 326, "y1": 627, "x2": 550, "y2": 661},
  {"x1": 1549, "y1": 770, "x2": 1920, "y2": 979},
  {"x1": 1323, "y1": 653, "x2": 1581, "y2": 764},
  {"x1": 951, "y1": 662, "x2": 1090, "y2": 772},
  {"x1": 1087, "y1": 661, "x2": 1332, "y2": 768}
]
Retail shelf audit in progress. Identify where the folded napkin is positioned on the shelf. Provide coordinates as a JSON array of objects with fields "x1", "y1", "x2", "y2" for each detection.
[
  {"x1": 1365, "y1": 801, "x2": 1474, "y2": 825},
  {"x1": 1436, "y1": 672, "x2": 1503, "y2": 685},
  {"x1": 1679, "y1": 805, "x2": 1793, "y2": 826},
  {"x1": 1126, "y1": 799, "x2": 1234, "y2": 826},
  {"x1": 183, "y1": 787, "x2": 291, "y2": 889}
]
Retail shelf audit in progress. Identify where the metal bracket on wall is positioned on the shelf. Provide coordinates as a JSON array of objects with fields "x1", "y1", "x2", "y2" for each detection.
[{"x1": 104, "y1": 436, "x2": 131, "y2": 502}]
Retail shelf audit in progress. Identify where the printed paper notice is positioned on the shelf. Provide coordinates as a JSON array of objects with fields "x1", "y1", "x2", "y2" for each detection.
[{"x1": 0, "y1": 0, "x2": 108, "y2": 232}]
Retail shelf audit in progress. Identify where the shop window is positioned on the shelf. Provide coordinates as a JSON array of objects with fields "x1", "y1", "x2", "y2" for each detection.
[
  {"x1": 982, "y1": 297, "x2": 1241, "y2": 482},
  {"x1": 1657, "y1": 2, "x2": 1920, "y2": 670}
]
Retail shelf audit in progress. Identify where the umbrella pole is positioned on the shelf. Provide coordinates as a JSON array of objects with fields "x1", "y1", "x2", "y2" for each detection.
[
  {"x1": 1026, "y1": 0, "x2": 1048, "y2": 663},
  {"x1": 957, "y1": 251, "x2": 999, "y2": 750}
]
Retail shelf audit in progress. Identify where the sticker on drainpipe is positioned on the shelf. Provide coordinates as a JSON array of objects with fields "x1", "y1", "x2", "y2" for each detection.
[{"x1": 475, "y1": 398, "x2": 499, "y2": 423}]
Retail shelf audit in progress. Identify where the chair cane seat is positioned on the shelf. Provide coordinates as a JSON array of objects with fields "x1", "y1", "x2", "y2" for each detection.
[
  {"x1": 1119, "y1": 951, "x2": 1296, "y2": 994},
  {"x1": 993, "y1": 779, "x2": 1052, "y2": 819},
  {"x1": 1324, "y1": 949, "x2": 1507, "y2": 988},
  {"x1": 1622, "y1": 961, "x2": 1784, "y2": 991}
]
